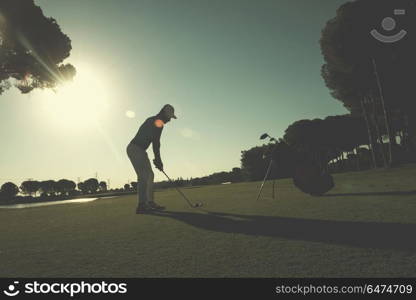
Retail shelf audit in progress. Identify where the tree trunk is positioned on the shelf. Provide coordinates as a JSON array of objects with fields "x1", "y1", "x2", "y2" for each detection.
[
  {"x1": 324, "y1": 151, "x2": 330, "y2": 173},
  {"x1": 360, "y1": 97, "x2": 377, "y2": 169},
  {"x1": 370, "y1": 95, "x2": 388, "y2": 168},
  {"x1": 354, "y1": 147, "x2": 360, "y2": 171},
  {"x1": 372, "y1": 58, "x2": 393, "y2": 166},
  {"x1": 402, "y1": 112, "x2": 411, "y2": 152}
]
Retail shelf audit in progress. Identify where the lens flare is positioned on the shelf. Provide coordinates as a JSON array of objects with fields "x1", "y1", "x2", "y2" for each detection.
[
  {"x1": 34, "y1": 63, "x2": 111, "y2": 132},
  {"x1": 154, "y1": 119, "x2": 164, "y2": 128}
]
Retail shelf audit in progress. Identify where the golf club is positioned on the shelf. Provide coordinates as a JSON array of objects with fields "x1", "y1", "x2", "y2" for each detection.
[
  {"x1": 260, "y1": 133, "x2": 277, "y2": 142},
  {"x1": 161, "y1": 170, "x2": 203, "y2": 208}
]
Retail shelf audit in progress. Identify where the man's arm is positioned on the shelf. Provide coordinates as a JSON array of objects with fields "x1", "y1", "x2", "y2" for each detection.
[
  {"x1": 152, "y1": 136, "x2": 161, "y2": 160},
  {"x1": 152, "y1": 123, "x2": 163, "y2": 170}
]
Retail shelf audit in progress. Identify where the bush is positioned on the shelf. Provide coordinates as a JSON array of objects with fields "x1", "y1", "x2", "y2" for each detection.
[{"x1": 0, "y1": 182, "x2": 19, "y2": 200}]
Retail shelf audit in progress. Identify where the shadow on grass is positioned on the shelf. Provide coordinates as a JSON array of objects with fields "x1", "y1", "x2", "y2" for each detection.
[
  {"x1": 153, "y1": 210, "x2": 416, "y2": 251},
  {"x1": 324, "y1": 190, "x2": 416, "y2": 197}
]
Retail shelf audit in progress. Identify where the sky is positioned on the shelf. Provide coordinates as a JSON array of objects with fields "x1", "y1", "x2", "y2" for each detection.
[{"x1": 0, "y1": 0, "x2": 349, "y2": 189}]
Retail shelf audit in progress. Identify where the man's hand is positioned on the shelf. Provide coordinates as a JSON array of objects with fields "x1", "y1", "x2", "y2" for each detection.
[{"x1": 153, "y1": 158, "x2": 164, "y2": 171}]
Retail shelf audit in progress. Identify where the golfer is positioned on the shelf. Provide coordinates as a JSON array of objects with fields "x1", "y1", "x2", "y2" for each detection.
[{"x1": 127, "y1": 104, "x2": 177, "y2": 213}]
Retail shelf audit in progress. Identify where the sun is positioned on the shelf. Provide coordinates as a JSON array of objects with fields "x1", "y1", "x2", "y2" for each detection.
[{"x1": 36, "y1": 63, "x2": 111, "y2": 131}]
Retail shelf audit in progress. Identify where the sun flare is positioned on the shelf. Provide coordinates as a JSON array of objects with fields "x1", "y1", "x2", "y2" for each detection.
[{"x1": 35, "y1": 64, "x2": 111, "y2": 131}]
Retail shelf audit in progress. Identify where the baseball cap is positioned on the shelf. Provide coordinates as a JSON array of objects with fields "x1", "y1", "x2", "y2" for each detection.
[{"x1": 163, "y1": 104, "x2": 177, "y2": 119}]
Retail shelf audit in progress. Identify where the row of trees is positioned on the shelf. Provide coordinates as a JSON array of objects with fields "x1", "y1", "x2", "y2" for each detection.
[
  {"x1": 152, "y1": 168, "x2": 245, "y2": 189},
  {"x1": 320, "y1": 0, "x2": 416, "y2": 168},
  {"x1": 240, "y1": 113, "x2": 415, "y2": 183},
  {"x1": 0, "y1": 178, "x2": 109, "y2": 202},
  {"x1": 239, "y1": 0, "x2": 416, "y2": 182}
]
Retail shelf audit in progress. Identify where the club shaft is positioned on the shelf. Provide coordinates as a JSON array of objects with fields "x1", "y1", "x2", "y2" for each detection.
[{"x1": 161, "y1": 170, "x2": 195, "y2": 207}]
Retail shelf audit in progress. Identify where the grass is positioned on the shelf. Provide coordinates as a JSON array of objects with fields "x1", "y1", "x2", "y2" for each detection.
[{"x1": 1, "y1": 164, "x2": 416, "y2": 277}]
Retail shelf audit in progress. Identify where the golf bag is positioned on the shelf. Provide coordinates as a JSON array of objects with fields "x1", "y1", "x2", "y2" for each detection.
[
  {"x1": 292, "y1": 162, "x2": 334, "y2": 196},
  {"x1": 260, "y1": 140, "x2": 335, "y2": 197}
]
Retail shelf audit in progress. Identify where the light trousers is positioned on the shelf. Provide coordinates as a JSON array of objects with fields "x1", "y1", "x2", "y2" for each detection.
[{"x1": 126, "y1": 143, "x2": 154, "y2": 207}]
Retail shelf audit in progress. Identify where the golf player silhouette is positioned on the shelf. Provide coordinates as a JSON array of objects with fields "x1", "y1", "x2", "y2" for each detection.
[{"x1": 127, "y1": 104, "x2": 177, "y2": 213}]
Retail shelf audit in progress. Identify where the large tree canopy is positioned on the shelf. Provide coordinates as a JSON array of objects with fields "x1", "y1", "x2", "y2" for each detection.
[
  {"x1": 0, "y1": 0, "x2": 75, "y2": 94},
  {"x1": 320, "y1": 0, "x2": 416, "y2": 113}
]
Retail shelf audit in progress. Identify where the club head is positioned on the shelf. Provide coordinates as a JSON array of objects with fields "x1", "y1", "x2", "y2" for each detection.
[
  {"x1": 260, "y1": 133, "x2": 269, "y2": 140},
  {"x1": 193, "y1": 203, "x2": 203, "y2": 208}
]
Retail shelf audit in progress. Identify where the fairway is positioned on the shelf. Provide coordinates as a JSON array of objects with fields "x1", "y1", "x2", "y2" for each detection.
[{"x1": 2, "y1": 165, "x2": 416, "y2": 278}]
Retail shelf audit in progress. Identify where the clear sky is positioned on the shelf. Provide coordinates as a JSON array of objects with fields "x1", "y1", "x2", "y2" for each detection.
[{"x1": 0, "y1": 0, "x2": 348, "y2": 189}]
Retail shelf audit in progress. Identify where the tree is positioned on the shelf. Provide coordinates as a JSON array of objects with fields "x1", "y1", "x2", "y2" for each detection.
[
  {"x1": 130, "y1": 181, "x2": 138, "y2": 192},
  {"x1": 20, "y1": 180, "x2": 40, "y2": 196},
  {"x1": 77, "y1": 182, "x2": 88, "y2": 195},
  {"x1": 240, "y1": 140, "x2": 295, "y2": 181},
  {"x1": 283, "y1": 115, "x2": 371, "y2": 173},
  {"x1": 0, "y1": 0, "x2": 76, "y2": 95},
  {"x1": 39, "y1": 180, "x2": 56, "y2": 196},
  {"x1": 0, "y1": 182, "x2": 19, "y2": 199},
  {"x1": 284, "y1": 119, "x2": 330, "y2": 171},
  {"x1": 99, "y1": 181, "x2": 107, "y2": 192},
  {"x1": 83, "y1": 178, "x2": 99, "y2": 194},
  {"x1": 124, "y1": 183, "x2": 131, "y2": 191},
  {"x1": 241, "y1": 145, "x2": 271, "y2": 181},
  {"x1": 231, "y1": 168, "x2": 244, "y2": 182},
  {"x1": 65, "y1": 180, "x2": 76, "y2": 195},
  {"x1": 320, "y1": 0, "x2": 416, "y2": 166},
  {"x1": 55, "y1": 179, "x2": 66, "y2": 196},
  {"x1": 56, "y1": 179, "x2": 76, "y2": 196}
]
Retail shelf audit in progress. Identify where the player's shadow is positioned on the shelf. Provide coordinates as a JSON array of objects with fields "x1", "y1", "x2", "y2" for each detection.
[
  {"x1": 324, "y1": 190, "x2": 416, "y2": 197},
  {"x1": 153, "y1": 210, "x2": 416, "y2": 251}
]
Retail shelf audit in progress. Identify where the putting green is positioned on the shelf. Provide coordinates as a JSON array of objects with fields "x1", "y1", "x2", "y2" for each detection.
[{"x1": 1, "y1": 164, "x2": 416, "y2": 277}]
